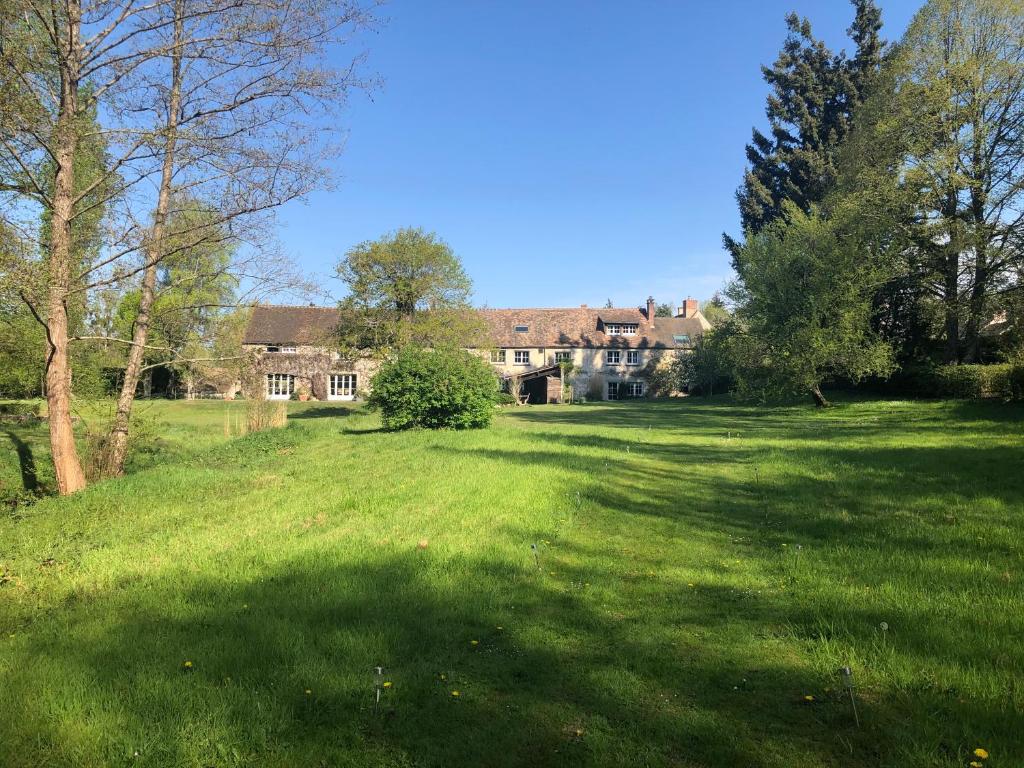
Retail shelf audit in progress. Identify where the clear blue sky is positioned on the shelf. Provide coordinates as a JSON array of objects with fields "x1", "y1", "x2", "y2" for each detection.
[{"x1": 276, "y1": 0, "x2": 923, "y2": 309}]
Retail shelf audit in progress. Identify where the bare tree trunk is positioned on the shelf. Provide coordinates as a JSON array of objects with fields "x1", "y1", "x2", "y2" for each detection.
[
  {"x1": 45, "y1": 1, "x2": 87, "y2": 495},
  {"x1": 810, "y1": 384, "x2": 830, "y2": 408},
  {"x1": 102, "y1": 1, "x2": 184, "y2": 477}
]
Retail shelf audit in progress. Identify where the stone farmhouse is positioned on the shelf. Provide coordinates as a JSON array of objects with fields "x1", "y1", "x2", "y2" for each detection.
[{"x1": 241, "y1": 297, "x2": 711, "y2": 403}]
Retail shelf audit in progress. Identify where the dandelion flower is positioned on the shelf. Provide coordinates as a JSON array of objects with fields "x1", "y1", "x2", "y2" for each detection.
[
  {"x1": 688, "y1": 583, "x2": 695, "y2": 587},
  {"x1": 383, "y1": 681, "x2": 392, "y2": 688},
  {"x1": 970, "y1": 762, "x2": 983, "y2": 768},
  {"x1": 974, "y1": 748, "x2": 989, "y2": 759},
  {"x1": 183, "y1": 660, "x2": 193, "y2": 669},
  {"x1": 803, "y1": 695, "x2": 814, "y2": 702},
  {"x1": 496, "y1": 626, "x2": 503, "y2": 630},
  {"x1": 451, "y1": 690, "x2": 460, "y2": 697},
  {"x1": 304, "y1": 689, "x2": 311, "y2": 695},
  {"x1": 470, "y1": 640, "x2": 479, "y2": 645}
]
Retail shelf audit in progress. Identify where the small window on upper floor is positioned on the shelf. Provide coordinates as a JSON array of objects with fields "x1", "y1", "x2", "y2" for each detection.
[
  {"x1": 281, "y1": 346, "x2": 297, "y2": 353},
  {"x1": 673, "y1": 334, "x2": 691, "y2": 344},
  {"x1": 265, "y1": 346, "x2": 280, "y2": 353},
  {"x1": 514, "y1": 325, "x2": 529, "y2": 333}
]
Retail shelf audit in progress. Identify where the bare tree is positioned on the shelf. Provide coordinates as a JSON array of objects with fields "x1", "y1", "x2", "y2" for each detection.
[{"x1": 0, "y1": 0, "x2": 377, "y2": 491}]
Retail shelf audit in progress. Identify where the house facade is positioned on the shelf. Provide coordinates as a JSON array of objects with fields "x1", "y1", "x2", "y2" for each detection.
[{"x1": 240, "y1": 296, "x2": 711, "y2": 402}]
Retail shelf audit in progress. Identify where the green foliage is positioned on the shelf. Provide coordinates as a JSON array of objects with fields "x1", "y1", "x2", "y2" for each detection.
[
  {"x1": 675, "y1": 327, "x2": 735, "y2": 396},
  {"x1": 728, "y1": 205, "x2": 895, "y2": 404},
  {"x1": 368, "y1": 346, "x2": 498, "y2": 430},
  {"x1": 837, "y1": 0, "x2": 1024, "y2": 363},
  {"x1": 336, "y1": 228, "x2": 483, "y2": 353},
  {"x1": 933, "y1": 364, "x2": 1022, "y2": 400},
  {"x1": 728, "y1": 1, "x2": 884, "y2": 261},
  {"x1": 654, "y1": 302, "x2": 674, "y2": 318}
]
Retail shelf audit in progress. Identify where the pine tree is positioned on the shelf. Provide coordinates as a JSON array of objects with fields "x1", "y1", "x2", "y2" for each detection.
[{"x1": 725, "y1": 1, "x2": 884, "y2": 268}]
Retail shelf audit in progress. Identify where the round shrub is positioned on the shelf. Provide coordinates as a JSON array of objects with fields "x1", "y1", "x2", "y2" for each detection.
[{"x1": 368, "y1": 347, "x2": 499, "y2": 430}]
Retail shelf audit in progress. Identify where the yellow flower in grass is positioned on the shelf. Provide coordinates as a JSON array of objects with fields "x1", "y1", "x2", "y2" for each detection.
[
  {"x1": 803, "y1": 695, "x2": 814, "y2": 702},
  {"x1": 183, "y1": 660, "x2": 193, "y2": 669},
  {"x1": 383, "y1": 681, "x2": 392, "y2": 688},
  {"x1": 304, "y1": 689, "x2": 311, "y2": 695},
  {"x1": 970, "y1": 762, "x2": 983, "y2": 767},
  {"x1": 451, "y1": 690, "x2": 460, "y2": 697},
  {"x1": 973, "y1": 748, "x2": 989, "y2": 759},
  {"x1": 470, "y1": 640, "x2": 479, "y2": 646}
]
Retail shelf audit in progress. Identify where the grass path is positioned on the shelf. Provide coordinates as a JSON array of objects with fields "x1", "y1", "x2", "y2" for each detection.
[{"x1": 1, "y1": 397, "x2": 1022, "y2": 767}]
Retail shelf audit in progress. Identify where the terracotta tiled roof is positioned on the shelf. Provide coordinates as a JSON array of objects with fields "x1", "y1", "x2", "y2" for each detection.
[
  {"x1": 477, "y1": 307, "x2": 709, "y2": 349},
  {"x1": 243, "y1": 305, "x2": 341, "y2": 345},
  {"x1": 243, "y1": 304, "x2": 710, "y2": 349}
]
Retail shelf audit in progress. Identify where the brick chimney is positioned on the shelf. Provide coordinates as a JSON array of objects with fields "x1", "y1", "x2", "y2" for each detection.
[
  {"x1": 677, "y1": 297, "x2": 699, "y2": 318},
  {"x1": 646, "y1": 296, "x2": 656, "y2": 324}
]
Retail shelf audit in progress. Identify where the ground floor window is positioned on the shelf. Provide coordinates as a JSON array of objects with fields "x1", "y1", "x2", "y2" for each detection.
[
  {"x1": 626, "y1": 381, "x2": 645, "y2": 398},
  {"x1": 554, "y1": 351, "x2": 572, "y2": 363},
  {"x1": 266, "y1": 373, "x2": 294, "y2": 398},
  {"x1": 329, "y1": 373, "x2": 357, "y2": 399},
  {"x1": 490, "y1": 349, "x2": 506, "y2": 363},
  {"x1": 514, "y1": 350, "x2": 530, "y2": 365},
  {"x1": 607, "y1": 381, "x2": 619, "y2": 400}
]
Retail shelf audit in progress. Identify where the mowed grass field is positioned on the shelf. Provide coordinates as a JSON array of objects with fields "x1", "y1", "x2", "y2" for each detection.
[{"x1": 1, "y1": 397, "x2": 1022, "y2": 767}]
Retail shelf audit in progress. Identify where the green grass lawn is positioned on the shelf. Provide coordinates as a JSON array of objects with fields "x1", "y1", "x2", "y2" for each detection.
[{"x1": 1, "y1": 397, "x2": 1022, "y2": 767}]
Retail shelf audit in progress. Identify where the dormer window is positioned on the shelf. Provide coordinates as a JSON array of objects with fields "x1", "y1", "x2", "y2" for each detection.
[
  {"x1": 265, "y1": 345, "x2": 296, "y2": 353},
  {"x1": 673, "y1": 334, "x2": 691, "y2": 344},
  {"x1": 514, "y1": 325, "x2": 529, "y2": 333},
  {"x1": 604, "y1": 323, "x2": 638, "y2": 336}
]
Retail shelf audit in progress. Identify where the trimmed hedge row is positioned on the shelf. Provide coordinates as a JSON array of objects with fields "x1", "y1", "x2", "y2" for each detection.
[{"x1": 931, "y1": 364, "x2": 1024, "y2": 400}]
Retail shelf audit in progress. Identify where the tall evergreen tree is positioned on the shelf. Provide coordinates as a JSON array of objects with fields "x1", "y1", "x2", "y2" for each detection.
[{"x1": 726, "y1": 0, "x2": 884, "y2": 268}]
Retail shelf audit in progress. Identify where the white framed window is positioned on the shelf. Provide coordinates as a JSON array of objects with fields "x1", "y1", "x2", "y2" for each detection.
[
  {"x1": 607, "y1": 381, "x2": 620, "y2": 400},
  {"x1": 266, "y1": 373, "x2": 294, "y2": 399},
  {"x1": 280, "y1": 346, "x2": 297, "y2": 353},
  {"x1": 490, "y1": 349, "x2": 506, "y2": 363},
  {"x1": 626, "y1": 350, "x2": 640, "y2": 366},
  {"x1": 554, "y1": 351, "x2": 572, "y2": 363},
  {"x1": 626, "y1": 381, "x2": 645, "y2": 398},
  {"x1": 604, "y1": 323, "x2": 638, "y2": 336},
  {"x1": 265, "y1": 346, "x2": 296, "y2": 353},
  {"x1": 514, "y1": 350, "x2": 530, "y2": 365},
  {"x1": 329, "y1": 373, "x2": 357, "y2": 400},
  {"x1": 605, "y1": 350, "x2": 621, "y2": 365}
]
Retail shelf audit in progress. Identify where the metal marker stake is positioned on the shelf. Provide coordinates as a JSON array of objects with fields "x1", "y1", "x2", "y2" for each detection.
[
  {"x1": 374, "y1": 666, "x2": 383, "y2": 714},
  {"x1": 531, "y1": 543, "x2": 540, "y2": 570},
  {"x1": 839, "y1": 666, "x2": 860, "y2": 727}
]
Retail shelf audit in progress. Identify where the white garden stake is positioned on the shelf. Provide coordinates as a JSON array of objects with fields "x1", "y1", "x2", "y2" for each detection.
[
  {"x1": 374, "y1": 666, "x2": 383, "y2": 714},
  {"x1": 531, "y1": 543, "x2": 540, "y2": 570}
]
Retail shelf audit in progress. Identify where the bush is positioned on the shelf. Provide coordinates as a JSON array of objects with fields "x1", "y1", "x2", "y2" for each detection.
[
  {"x1": 935, "y1": 364, "x2": 1014, "y2": 399},
  {"x1": 369, "y1": 347, "x2": 498, "y2": 430}
]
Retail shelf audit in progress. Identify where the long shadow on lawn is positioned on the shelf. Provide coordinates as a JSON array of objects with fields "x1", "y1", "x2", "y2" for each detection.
[{"x1": 5, "y1": 551, "x2": 904, "y2": 768}]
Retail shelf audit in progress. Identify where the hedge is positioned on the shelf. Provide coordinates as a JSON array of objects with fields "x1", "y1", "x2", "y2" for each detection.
[{"x1": 933, "y1": 364, "x2": 1023, "y2": 400}]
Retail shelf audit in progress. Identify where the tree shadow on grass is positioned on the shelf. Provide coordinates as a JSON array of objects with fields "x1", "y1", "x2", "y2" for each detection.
[
  {"x1": 3, "y1": 429, "x2": 39, "y2": 492},
  {"x1": 287, "y1": 404, "x2": 359, "y2": 420},
  {"x1": 2, "y1": 550, "x2": 916, "y2": 768}
]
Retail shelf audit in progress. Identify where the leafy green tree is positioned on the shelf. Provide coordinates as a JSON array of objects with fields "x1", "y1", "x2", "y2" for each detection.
[
  {"x1": 726, "y1": 0, "x2": 884, "y2": 265},
  {"x1": 727, "y1": 204, "x2": 895, "y2": 406},
  {"x1": 654, "y1": 302, "x2": 674, "y2": 318},
  {"x1": 368, "y1": 346, "x2": 498, "y2": 430},
  {"x1": 336, "y1": 227, "x2": 483, "y2": 352},
  {"x1": 843, "y1": 0, "x2": 1024, "y2": 363},
  {"x1": 700, "y1": 294, "x2": 731, "y2": 326}
]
